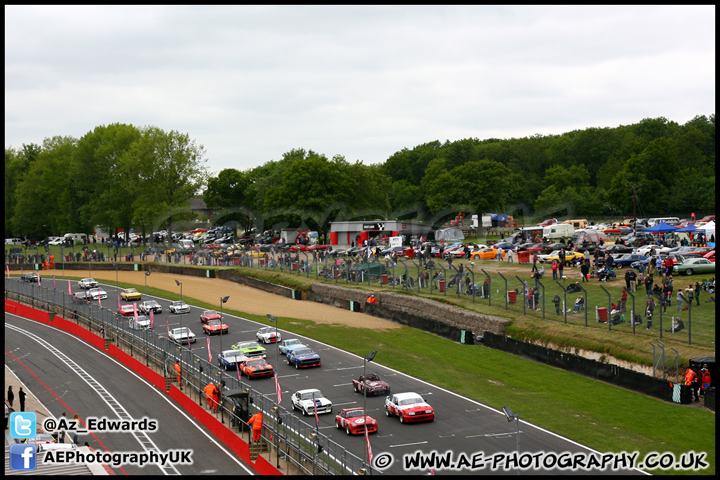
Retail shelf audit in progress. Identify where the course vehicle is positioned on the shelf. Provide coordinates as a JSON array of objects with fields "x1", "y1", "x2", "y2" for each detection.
[
  {"x1": 673, "y1": 258, "x2": 715, "y2": 276},
  {"x1": 139, "y1": 300, "x2": 162, "y2": 314},
  {"x1": 218, "y1": 350, "x2": 248, "y2": 370},
  {"x1": 352, "y1": 373, "x2": 391, "y2": 396},
  {"x1": 203, "y1": 318, "x2": 229, "y2": 335},
  {"x1": 240, "y1": 357, "x2": 274, "y2": 379},
  {"x1": 78, "y1": 278, "x2": 99, "y2": 289},
  {"x1": 286, "y1": 347, "x2": 322, "y2": 369},
  {"x1": 200, "y1": 310, "x2": 222, "y2": 323},
  {"x1": 87, "y1": 287, "x2": 108, "y2": 300},
  {"x1": 231, "y1": 341, "x2": 267, "y2": 358},
  {"x1": 335, "y1": 408, "x2": 378, "y2": 435},
  {"x1": 278, "y1": 338, "x2": 307, "y2": 355},
  {"x1": 291, "y1": 389, "x2": 333, "y2": 416},
  {"x1": 20, "y1": 272, "x2": 40, "y2": 283},
  {"x1": 168, "y1": 327, "x2": 196, "y2": 344},
  {"x1": 256, "y1": 326, "x2": 281, "y2": 344},
  {"x1": 169, "y1": 300, "x2": 191, "y2": 314},
  {"x1": 385, "y1": 392, "x2": 435, "y2": 423},
  {"x1": 120, "y1": 288, "x2": 141, "y2": 301}
]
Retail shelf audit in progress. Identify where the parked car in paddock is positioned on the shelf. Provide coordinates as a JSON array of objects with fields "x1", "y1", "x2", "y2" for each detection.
[
  {"x1": 139, "y1": 300, "x2": 162, "y2": 314},
  {"x1": 385, "y1": 392, "x2": 435, "y2": 423},
  {"x1": 469, "y1": 247, "x2": 505, "y2": 260},
  {"x1": 673, "y1": 258, "x2": 716, "y2": 276},
  {"x1": 120, "y1": 288, "x2": 141, "y2": 301},
  {"x1": 203, "y1": 318, "x2": 229, "y2": 336},
  {"x1": 168, "y1": 326, "x2": 196, "y2": 344},
  {"x1": 352, "y1": 373, "x2": 391, "y2": 396},
  {"x1": 87, "y1": 287, "x2": 108, "y2": 300},
  {"x1": 78, "y1": 277, "x2": 99, "y2": 289},
  {"x1": 20, "y1": 272, "x2": 40, "y2": 283},
  {"x1": 278, "y1": 338, "x2": 307, "y2": 355},
  {"x1": 286, "y1": 346, "x2": 322, "y2": 369},
  {"x1": 291, "y1": 389, "x2": 332, "y2": 416},
  {"x1": 231, "y1": 340, "x2": 267, "y2": 358},
  {"x1": 168, "y1": 300, "x2": 191, "y2": 314},
  {"x1": 608, "y1": 254, "x2": 648, "y2": 269},
  {"x1": 218, "y1": 350, "x2": 248, "y2": 370},
  {"x1": 538, "y1": 251, "x2": 585, "y2": 264},
  {"x1": 240, "y1": 357, "x2": 274, "y2": 379},
  {"x1": 335, "y1": 408, "x2": 378, "y2": 435},
  {"x1": 200, "y1": 309, "x2": 222, "y2": 323},
  {"x1": 256, "y1": 326, "x2": 281, "y2": 344}
]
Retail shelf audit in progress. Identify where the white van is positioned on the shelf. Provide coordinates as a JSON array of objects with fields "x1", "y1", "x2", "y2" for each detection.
[
  {"x1": 63, "y1": 233, "x2": 88, "y2": 244},
  {"x1": 647, "y1": 217, "x2": 680, "y2": 227},
  {"x1": 543, "y1": 224, "x2": 574, "y2": 240}
]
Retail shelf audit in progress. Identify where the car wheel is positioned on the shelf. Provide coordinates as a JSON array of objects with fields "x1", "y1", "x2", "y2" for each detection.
[
  {"x1": 399, "y1": 415, "x2": 404, "y2": 423},
  {"x1": 685, "y1": 269, "x2": 693, "y2": 276},
  {"x1": 295, "y1": 362, "x2": 299, "y2": 369},
  {"x1": 385, "y1": 408, "x2": 391, "y2": 417},
  {"x1": 336, "y1": 419, "x2": 341, "y2": 429},
  {"x1": 346, "y1": 425, "x2": 351, "y2": 435},
  {"x1": 303, "y1": 408, "x2": 309, "y2": 416},
  {"x1": 291, "y1": 402, "x2": 297, "y2": 411},
  {"x1": 616, "y1": 264, "x2": 623, "y2": 269}
]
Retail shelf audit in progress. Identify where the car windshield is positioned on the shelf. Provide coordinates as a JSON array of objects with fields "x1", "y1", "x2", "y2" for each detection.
[
  {"x1": 207, "y1": 319, "x2": 222, "y2": 325},
  {"x1": 204, "y1": 310, "x2": 218, "y2": 315},
  {"x1": 247, "y1": 359, "x2": 264, "y2": 366},
  {"x1": 366, "y1": 374, "x2": 380, "y2": 381},
  {"x1": 294, "y1": 348, "x2": 313, "y2": 356},
  {"x1": 301, "y1": 391, "x2": 322, "y2": 400},
  {"x1": 399, "y1": 396, "x2": 422, "y2": 406},
  {"x1": 260, "y1": 328, "x2": 273, "y2": 333},
  {"x1": 285, "y1": 339, "x2": 302, "y2": 346},
  {"x1": 238, "y1": 342, "x2": 260, "y2": 349},
  {"x1": 346, "y1": 410, "x2": 363, "y2": 418}
]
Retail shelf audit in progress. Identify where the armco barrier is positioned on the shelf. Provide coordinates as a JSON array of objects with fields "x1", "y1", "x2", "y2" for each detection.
[{"x1": 5, "y1": 299, "x2": 281, "y2": 476}]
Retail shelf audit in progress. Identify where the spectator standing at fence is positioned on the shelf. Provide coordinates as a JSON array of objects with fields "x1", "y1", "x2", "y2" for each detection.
[
  {"x1": 506, "y1": 249, "x2": 513, "y2": 263},
  {"x1": 7, "y1": 385, "x2": 14, "y2": 408},
  {"x1": 552, "y1": 293, "x2": 561, "y2": 315},
  {"x1": 619, "y1": 288, "x2": 628, "y2": 311},
  {"x1": 551, "y1": 260, "x2": 558, "y2": 280},
  {"x1": 694, "y1": 282, "x2": 701, "y2": 306},
  {"x1": 580, "y1": 259, "x2": 590, "y2": 282},
  {"x1": 531, "y1": 253, "x2": 538, "y2": 273},
  {"x1": 174, "y1": 360, "x2": 182, "y2": 389}
]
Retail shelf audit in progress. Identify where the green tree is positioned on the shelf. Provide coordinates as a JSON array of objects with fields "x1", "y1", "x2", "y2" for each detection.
[{"x1": 204, "y1": 168, "x2": 256, "y2": 233}]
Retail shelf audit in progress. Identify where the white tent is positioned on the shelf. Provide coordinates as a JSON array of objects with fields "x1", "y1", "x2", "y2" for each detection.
[{"x1": 696, "y1": 220, "x2": 715, "y2": 242}]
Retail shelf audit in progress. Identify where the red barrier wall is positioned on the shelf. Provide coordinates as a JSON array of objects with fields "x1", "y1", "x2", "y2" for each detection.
[{"x1": 5, "y1": 299, "x2": 281, "y2": 475}]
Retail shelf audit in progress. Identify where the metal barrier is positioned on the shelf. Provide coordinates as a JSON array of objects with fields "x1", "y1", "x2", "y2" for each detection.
[{"x1": 4, "y1": 278, "x2": 377, "y2": 475}]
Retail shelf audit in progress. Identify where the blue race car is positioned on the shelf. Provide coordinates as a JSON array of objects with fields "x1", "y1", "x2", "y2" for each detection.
[
  {"x1": 278, "y1": 338, "x2": 307, "y2": 355},
  {"x1": 218, "y1": 349, "x2": 248, "y2": 370},
  {"x1": 286, "y1": 347, "x2": 322, "y2": 369}
]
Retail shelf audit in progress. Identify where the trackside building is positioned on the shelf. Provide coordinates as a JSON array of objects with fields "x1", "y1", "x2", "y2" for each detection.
[{"x1": 329, "y1": 220, "x2": 430, "y2": 247}]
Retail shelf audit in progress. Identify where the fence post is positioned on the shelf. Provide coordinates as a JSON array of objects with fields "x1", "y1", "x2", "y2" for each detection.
[
  {"x1": 555, "y1": 280, "x2": 567, "y2": 323},
  {"x1": 626, "y1": 289, "x2": 636, "y2": 334},
  {"x1": 598, "y1": 284, "x2": 612, "y2": 331},
  {"x1": 514, "y1": 275, "x2": 527, "y2": 316},
  {"x1": 496, "y1": 271, "x2": 507, "y2": 309},
  {"x1": 578, "y1": 284, "x2": 588, "y2": 327}
]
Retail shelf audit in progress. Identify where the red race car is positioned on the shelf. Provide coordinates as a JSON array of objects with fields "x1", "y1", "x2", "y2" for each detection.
[
  {"x1": 335, "y1": 408, "x2": 378, "y2": 435},
  {"x1": 385, "y1": 392, "x2": 435, "y2": 423},
  {"x1": 200, "y1": 310, "x2": 221, "y2": 323},
  {"x1": 118, "y1": 304, "x2": 135, "y2": 317},
  {"x1": 240, "y1": 357, "x2": 274, "y2": 379},
  {"x1": 352, "y1": 373, "x2": 390, "y2": 396},
  {"x1": 203, "y1": 318, "x2": 229, "y2": 335}
]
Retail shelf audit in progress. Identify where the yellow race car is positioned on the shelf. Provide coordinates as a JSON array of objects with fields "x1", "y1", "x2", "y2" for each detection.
[
  {"x1": 120, "y1": 288, "x2": 141, "y2": 301},
  {"x1": 540, "y1": 251, "x2": 585, "y2": 264}
]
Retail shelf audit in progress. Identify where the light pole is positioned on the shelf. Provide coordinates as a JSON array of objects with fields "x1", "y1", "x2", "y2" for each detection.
[
  {"x1": 220, "y1": 296, "x2": 229, "y2": 353},
  {"x1": 175, "y1": 280, "x2": 183, "y2": 301},
  {"x1": 267, "y1": 313, "x2": 281, "y2": 468},
  {"x1": 144, "y1": 269, "x2": 151, "y2": 296},
  {"x1": 363, "y1": 350, "x2": 378, "y2": 474},
  {"x1": 503, "y1": 406, "x2": 520, "y2": 475}
]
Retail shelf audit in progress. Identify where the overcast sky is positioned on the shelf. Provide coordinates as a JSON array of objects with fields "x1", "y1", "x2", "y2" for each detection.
[{"x1": 5, "y1": 5, "x2": 715, "y2": 175}]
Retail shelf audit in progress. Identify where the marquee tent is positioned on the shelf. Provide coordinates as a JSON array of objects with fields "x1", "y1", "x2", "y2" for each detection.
[
  {"x1": 645, "y1": 222, "x2": 678, "y2": 233},
  {"x1": 674, "y1": 224, "x2": 697, "y2": 233}
]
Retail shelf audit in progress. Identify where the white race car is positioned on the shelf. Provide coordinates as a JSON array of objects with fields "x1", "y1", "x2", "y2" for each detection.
[
  {"x1": 78, "y1": 278, "x2": 99, "y2": 289},
  {"x1": 256, "y1": 326, "x2": 282, "y2": 344},
  {"x1": 168, "y1": 327, "x2": 196, "y2": 344},
  {"x1": 87, "y1": 287, "x2": 108, "y2": 300},
  {"x1": 169, "y1": 300, "x2": 191, "y2": 314},
  {"x1": 291, "y1": 389, "x2": 333, "y2": 416}
]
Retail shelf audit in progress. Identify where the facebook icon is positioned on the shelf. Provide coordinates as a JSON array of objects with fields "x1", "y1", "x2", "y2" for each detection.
[{"x1": 10, "y1": 444, "x2": 37, "y2": 471}]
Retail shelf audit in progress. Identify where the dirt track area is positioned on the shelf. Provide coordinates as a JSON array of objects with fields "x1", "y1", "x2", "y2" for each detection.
[{"x1": 51, "y1": 268, "x2": 400, "y2": 330}]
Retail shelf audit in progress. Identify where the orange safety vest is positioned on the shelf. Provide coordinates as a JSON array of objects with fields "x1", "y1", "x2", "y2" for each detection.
[{"x1": 685, "y1": 369, "x2": 696, "y2": 386}]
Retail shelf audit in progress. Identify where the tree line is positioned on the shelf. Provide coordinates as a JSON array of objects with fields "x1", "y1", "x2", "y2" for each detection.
[{"x1": 5, "y1": 115, "x2": 715, "y2": 241}]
